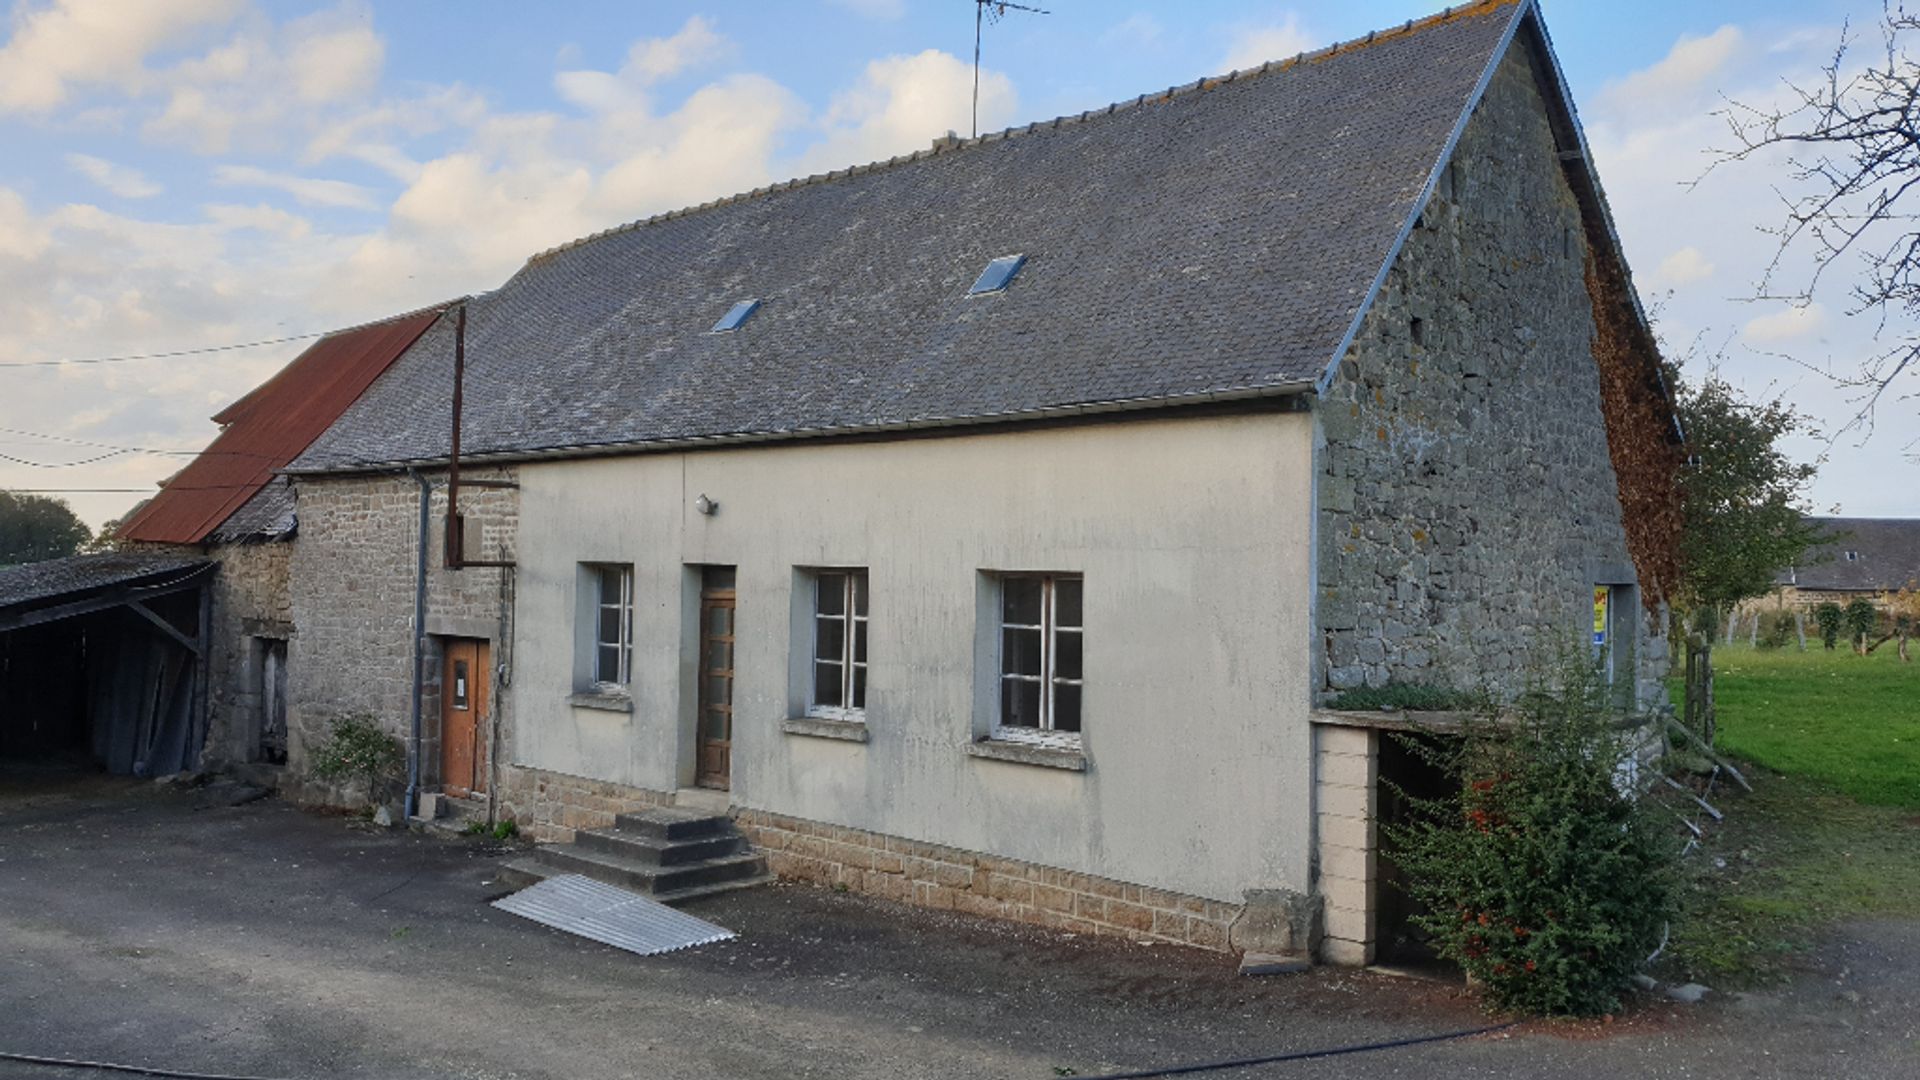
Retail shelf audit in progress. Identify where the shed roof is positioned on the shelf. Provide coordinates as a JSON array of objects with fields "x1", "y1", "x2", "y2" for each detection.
[
  {"x1": 291, "y1": 1, "x2": 1540, "y2": 473},
  {"x1": 0, "y1": 552, "x2": 208, "y2": 614},
  {"x1": 1787, "y1": 517, "x2": 1920, "y2": 593},
  {"x1": 117, "y1": 310, "x2": 442, "y2": 544}
]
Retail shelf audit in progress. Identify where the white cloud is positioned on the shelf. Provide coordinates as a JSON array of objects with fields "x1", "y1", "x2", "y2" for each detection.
[
  {"x1": 66, "y1": 153, "x2": 162, "y2": 198},
  {"x1": 203, "y1": 202, "x2": 312, "y2": 238},
  {"x1": 806, "y1": 49, "x2": 1014, "y2": 168},
  {"x1": 213, "y1": 163, "x2": 377, "y2": 209},
  {"x1": 556, "y1": 16, "x2": 727, "y2": 113},
  {"x1": 1652, "y1": 246, "x2": 1715, "y2": 287},
  {"x1": 1221, "y1": 14, "x2": 1316, "y2": 73},
  {"x1": 285, "y1": 7, "x2": 382, "y2": 104},
  {"x1": 1742, "y1": 302, "x2": 1828, "y2": 344},
  {"x1": 0, "y1": 0, "x2": 241, "y2": 112},
  {"x1": 142, "y1": 3, "x2": 388, "y2": 154},
  {"x1": 1600, "y1": 25, "x2": 1743, "y2": 113}
]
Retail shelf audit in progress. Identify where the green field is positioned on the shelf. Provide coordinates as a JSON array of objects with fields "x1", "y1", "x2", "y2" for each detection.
[
  {"x1": 1708, "y1": 642, "x2": 1920, "y2": 809},
  {"x1": 1660, "y1": 641, "x2": 1920, "y2": 987}
]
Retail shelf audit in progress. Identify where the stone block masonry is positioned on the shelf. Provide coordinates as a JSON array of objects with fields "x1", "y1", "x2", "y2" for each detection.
[
  {"x1": 734, "y1": 807, "x2": 1242, "y2": 953},
  {"x1": 286, "y1": 468, "x2": 517, "y2": 793},
  {"x1": 1316, "y1": 41, "x2": 1670, "y2": 708},
  {"x1": 494, "y1": 764, "x2": 673, "y2": 842}
]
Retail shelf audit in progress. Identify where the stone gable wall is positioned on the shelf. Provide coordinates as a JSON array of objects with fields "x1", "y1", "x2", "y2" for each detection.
[
  {"x1": 285, "y1": 470, "x2": 517, "y2": 798},
  {"x1": 1316, "y1": 43, "x2": 1669, "y2": 706}
]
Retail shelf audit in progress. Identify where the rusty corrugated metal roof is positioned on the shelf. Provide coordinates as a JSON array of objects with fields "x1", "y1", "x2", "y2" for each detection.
[{"x1": 117, "y1": 309, "x2": 443, "y2": 545}]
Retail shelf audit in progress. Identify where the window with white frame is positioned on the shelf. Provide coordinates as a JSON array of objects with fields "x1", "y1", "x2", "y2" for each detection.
[
  {"x1": 809, "y1": 570, "x2": 868, "y2": 718},
  {"x1": 996, "y1": 574, "x2": 1082, "y2": 743},
  {"x1": 589, "y1": 563, "x2": 633, "y2": 689}
]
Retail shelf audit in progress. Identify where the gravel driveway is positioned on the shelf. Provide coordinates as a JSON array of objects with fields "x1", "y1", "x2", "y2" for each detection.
[{"x1": 1, "y1": 773, "x2": 1913, "y2": 1079}]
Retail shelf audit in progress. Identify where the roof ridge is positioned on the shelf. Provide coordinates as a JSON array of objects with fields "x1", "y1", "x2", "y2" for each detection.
[{"x1": 524, "y1": 0, "x2": 1520, "y2": 267}]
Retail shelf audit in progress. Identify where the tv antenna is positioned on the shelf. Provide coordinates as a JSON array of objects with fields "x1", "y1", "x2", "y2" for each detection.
[{"x1": 972, "y1": 0, "x2": 1049, "y2": 138}]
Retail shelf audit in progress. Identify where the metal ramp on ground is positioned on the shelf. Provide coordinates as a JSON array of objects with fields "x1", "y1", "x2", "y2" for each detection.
[{"x1": 492, "y1": 873, "x2": 735, "y2": 956}]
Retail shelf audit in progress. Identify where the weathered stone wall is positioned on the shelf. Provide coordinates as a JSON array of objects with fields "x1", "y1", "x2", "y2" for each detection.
[
  {"x1": 285, "y1": 469, "x2": 516, "y2": 799},
  {"x1": 1316, "y1": 42, "x2": 1669, "y2": 707},
  {"x1": 202, "y1": 540, "x2": 293, "y2": 767}
]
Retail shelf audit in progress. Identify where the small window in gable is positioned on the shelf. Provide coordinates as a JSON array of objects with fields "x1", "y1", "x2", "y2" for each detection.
[
  {"x1": 710, "y1": 299, "x2": 761, "y2": 333},
  {"x1": 1845, "y1": 550, "x2": 1860, "y2": 561},
  {"x1": 968, "y1": 254, "x2": 1026, "y2": 296}
]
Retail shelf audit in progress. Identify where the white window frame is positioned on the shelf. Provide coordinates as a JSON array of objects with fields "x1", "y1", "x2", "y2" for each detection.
[
  {"x1": 807, "y1": 569, "x2": 868, "y2": 720},
  {"x1": 993, "y1": 573, "x2": 1083, "y2": 749},
  {"x1": 591, "y1": 564, "x2": 633, "y2": 690}
]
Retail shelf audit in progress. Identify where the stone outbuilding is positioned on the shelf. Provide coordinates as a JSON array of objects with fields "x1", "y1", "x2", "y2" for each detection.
[
  {"x1": 231, "y1": 0, "x2": 1679, "y2": 966},
  {"x1": 114, "y1": 310, "x2": 440, "y2": 781}
]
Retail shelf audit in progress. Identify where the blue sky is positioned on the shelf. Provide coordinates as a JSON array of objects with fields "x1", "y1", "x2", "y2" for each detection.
[{"x1": 0, "y1": 0, "x2": 1910, "y2": 527}]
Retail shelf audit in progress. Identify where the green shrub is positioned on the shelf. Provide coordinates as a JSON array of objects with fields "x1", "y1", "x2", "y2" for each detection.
[
  {"x1": 1844, "y1": 598, "x2": 1879, "y2": 649},
  {"x1": 1384, "y1": 651, "x2": 1677, "y2": 1016},
  {"x1": 309, "y1": 713, "x2": 405, "y2": 806},
  {"x1": 1327, "y1": 682, "x2": 1479, "y2": 712},
  {"x1": 1814, "y1": 602, "x2": 1844, "y2": 650},
  {"x1": 1756, "y1": 610, "x2": 1797, "y2": 650}
]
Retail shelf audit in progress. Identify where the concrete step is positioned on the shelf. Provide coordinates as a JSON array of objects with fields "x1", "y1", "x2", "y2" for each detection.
[
  {"x1": 529, "y1": 844, "x2": 767, "y2": 896},
  {"x1": 612, "y1": 807, "x2": 730, "y2": 842},
  {"x1": 572, "y1": 826, "x2": 746, "y2": 867},
  {"x1": 497, "y1": 856, "x2": 772, "y2": 905},
  {"x1": 440, "y1": 795, "x2": 489, "y2": 825}
]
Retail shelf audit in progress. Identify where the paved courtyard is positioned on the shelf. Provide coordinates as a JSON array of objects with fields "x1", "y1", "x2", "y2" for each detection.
[{"x1": 0, "y1": 773, "x2": 1913, "y2": 1079}]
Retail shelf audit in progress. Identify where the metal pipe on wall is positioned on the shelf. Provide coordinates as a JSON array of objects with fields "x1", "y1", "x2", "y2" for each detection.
[{"x1": 405, "y1": 468, "x2": 431, "y2": 819}]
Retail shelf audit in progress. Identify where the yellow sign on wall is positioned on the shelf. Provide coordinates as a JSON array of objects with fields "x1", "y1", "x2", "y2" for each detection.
[{"x1": 1593, "y1": 586, "x2": 1611, "y2": 646}]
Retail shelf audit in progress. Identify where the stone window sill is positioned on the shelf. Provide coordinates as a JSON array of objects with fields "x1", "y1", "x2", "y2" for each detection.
[
  {"x1": 568, "y1": 690, "x2": 633, "y2": 714},
  {"x1": 965, "y1": 739, "x2": 1087, "y2": 772},
  {"x1": 781, "y1": 716, "x2": 870, "y2": 743}
]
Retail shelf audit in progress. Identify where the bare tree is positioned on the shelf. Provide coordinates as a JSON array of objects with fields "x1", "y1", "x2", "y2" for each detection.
[{"x1": 1717, "y1": 4, "x2": 1920, "y2": 447}]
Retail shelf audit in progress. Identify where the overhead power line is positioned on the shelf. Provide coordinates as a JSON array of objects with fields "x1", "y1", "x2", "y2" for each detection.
[
  {"x1": 0, "y1": 426, "x2": 277, "y2": 465},
  {"x1": 0, "y1": 300, "x2": 460, "y2": 370},
  {"x1": 0, "y1": 330, "x2": 333, "y2": 369}
]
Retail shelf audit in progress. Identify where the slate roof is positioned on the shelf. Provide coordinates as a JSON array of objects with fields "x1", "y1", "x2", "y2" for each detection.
[
  {"x1": 117, "y1": 309, "x2": 441, "y2": 544},
  {"x1": 0, "y1": 552, "x2": 207, "y2": 612},
  {"x1": 1786, "y1": 517, "x2": 1920, "y2": 592},
  {"x1": 291, "y1": 1, "x2": 1527, "y2": 473}
]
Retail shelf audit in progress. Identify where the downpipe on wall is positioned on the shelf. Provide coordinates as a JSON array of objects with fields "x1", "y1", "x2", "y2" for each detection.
[{"x1": 405, "y1": 468, "x2": 432, "y2": 820}]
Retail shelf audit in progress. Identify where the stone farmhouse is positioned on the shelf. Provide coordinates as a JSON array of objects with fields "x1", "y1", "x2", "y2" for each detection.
[
  {"x1": 1774, "y1": 517, "x2": 1920, "y2": 609},
  {"x1": 126, "y1": 0, "x2": 1682, "y2": 967}
]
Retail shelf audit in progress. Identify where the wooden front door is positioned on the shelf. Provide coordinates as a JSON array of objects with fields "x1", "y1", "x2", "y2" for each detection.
[
  {"x1": 440, "y1": 638, "x2": 490, "y2": 798},
  {"x1": 696, "y1": 568, "x2": 736, "y2": 790}
]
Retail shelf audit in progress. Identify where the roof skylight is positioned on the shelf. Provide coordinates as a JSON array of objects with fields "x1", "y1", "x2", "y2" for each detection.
[
  {"x1": 710, "y1": 298, "x2": 761, "y2": 333},
  {"x1": 968, "y1": 254, "x2": 1026, "y2": 296}
]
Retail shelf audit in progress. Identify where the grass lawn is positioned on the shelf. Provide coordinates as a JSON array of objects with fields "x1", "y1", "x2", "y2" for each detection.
[
  {"x1": 1660, "y1": 641, "x2": 1920, "y2": 987},
  {"x1": 1706, "y1": 642, "x2": 1919, "y2": 809}
]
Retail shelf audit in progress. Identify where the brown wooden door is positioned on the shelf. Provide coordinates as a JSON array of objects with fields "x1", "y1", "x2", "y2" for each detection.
[
  {"x1": 696, "y1": 570, "x2": 735, "y2": 790},
  {"x1": 440, "y1": 638, "x2": 490, "y2": 798}
]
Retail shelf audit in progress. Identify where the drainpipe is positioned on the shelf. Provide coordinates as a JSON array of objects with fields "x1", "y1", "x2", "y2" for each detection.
[{"x1": 405, "y1": 468, "x2": 432, "y2": 819}]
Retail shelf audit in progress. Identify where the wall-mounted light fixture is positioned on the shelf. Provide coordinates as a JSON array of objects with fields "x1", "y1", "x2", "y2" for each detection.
[{"x1": 694, "y1": 493, "x2": 718, "y2": 516}]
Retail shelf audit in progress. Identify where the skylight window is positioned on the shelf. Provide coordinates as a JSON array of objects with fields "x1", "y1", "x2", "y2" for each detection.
[
  {"x1": 968, "y1": 254, "x2": 1026, "y2": 296},
  {"x1": 710, "y1": 298, "x2": 761, "y2": 333}
]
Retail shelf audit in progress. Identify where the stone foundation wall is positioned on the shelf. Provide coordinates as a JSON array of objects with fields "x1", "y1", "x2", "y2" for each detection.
[
  {"x1": 494, "y1": 764, "x2": 672, "y2": 842},
  {"x1": 1316, "y1": 41, "x2": 1670, "y2": 707},
  {"x1": 734, "y1": 807, "x2": 1242, "y2": 953}
]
